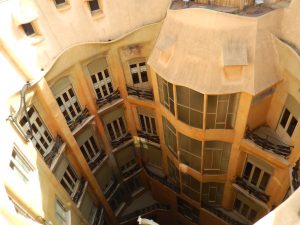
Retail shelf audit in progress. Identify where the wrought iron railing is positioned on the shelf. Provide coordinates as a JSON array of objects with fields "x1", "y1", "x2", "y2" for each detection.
[
  {"x1": 73, "y1": 179, "x2": 86, "y2": 204},
  {"x1": 245, "y1": 129, "x2": 292, "y2": 158},
  {"x1": 111, "y1": 133, "x2": 132, "y2": 149},
  {"x1": 126, "y1": 86, "x2": 154, "y2": 100},
  {"x1": 89, "y1": 152, "x2": 106, "y2": 171},
  {"x1": 137, "y1": 130, "x2": 160, "y2": 144},
  {"x1": 104, "y1": 178, "x2": 118, "y2": 199},
  {"x1": 202, "y1": 203, "x2": 247, "y2": 225},
  {"x1": 96, "y1": 90, "x2": 121, "y2": 108},
  {"x1": 93, "y1": 207, "x2": 104, "y2": 225},
  {"x1": 67, "y1": 107, "x2": 90, "y2": 131},
  {"x1": 119, "y1": 203, "x2": 169, "y2": 223},
  {"x1": 235, "y1": 177, "x2": 269, "y2": 203},
  {"x1": 44, "y1": 136, "x2": 64, "y2": 167},
  {"x1": 144, "y1": 166, "x2": 180, "y2": 193},
  {"x1": 122, "y1": 164, "x2": 141, "y2": 178},
  {"x1": 292, "y1": 160, "x2": 300, "y2": 191}
]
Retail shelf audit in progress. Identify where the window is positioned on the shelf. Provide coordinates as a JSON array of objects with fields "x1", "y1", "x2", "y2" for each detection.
[
  {"x1": 88, "y1": 0, "x2": 100, "y2": 13},
  {"x1": 157, "y1": 75, "x2": 175, "y2": 115},
  {"x1": 55, "y1": 86, "x2": 81, "y2": 123},
  {"x1": 242, "y1": 157, "x2": 272, "y2": 191},
  {"x1": 233, "y1": 194, "x2": 261, "y2": 223},
  {"x1": 19, "y1": 106, "x2": 54, "y2": 156},
  {"x1": 10, "y1": 147, "x2": 33, "y2": 183},
  {"x1": 87, "y1": 58, "x2": 114, "y2": 100},
  {"x1": 56, "y1": 199, "x2": 69, "y2": 225},
  {"x1": 106, "y1": 117, "x2": 127, "y2": 141},
  {"x1": 21, "y1": 23, "x2": 35, "y2": 36},
  {"x1": 181, "y1": 173, "x2": 201, "y2": 202},
  {"x1": 201, "y1": 183, "x2": 224, "y2": 206},
  {"x1": 54, "y1": 157, "x2": 79, "y2": 197},
  {"x1": 129, "y1": 61, "x2": 149, "y2": 86},
  {"x1": 168, "y1": 158, "x2": 179, "y2": 186},
  {"x1": 203, "y1": 141, "x2": 231, "y2": 175},
  {"x1": 177, "y1": 197, "x2": 199, "y2": 224},
  {"x1": 176, "y1": 86, "x2": 204, "y2": 128},
  {"x1": 179, "y1": 133, "x2": 202, "y2": 172},
  {"x1": 162, "y1": 117, "x2": 177, "y2": 155},
  {"x1": 206, "y1": 94, "x2": 239, "y2": 129},
  {"x1": 77, "y1": 129, "x2": 103, "y2": 165},
  {"x1": 139, "y1": 113, "x2": 157, "y2": 135},
  {"x1": 80, "y1": 192, "x2": 97, "y2": 225},
  {"x1": 279, "y1": 108, "x2": 298, "y2": 137}
]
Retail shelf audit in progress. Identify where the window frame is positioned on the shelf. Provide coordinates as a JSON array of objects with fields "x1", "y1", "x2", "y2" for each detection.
[
  {"x1": 105, "y1": 116, "x2": 128, "y2": 142},
  {"x1": 79, "y1": 134, "x2": 102, "y2": 164},
  {"x1": 138, "y1": 113, "x2": 157, "y2": 135},
  {"x1": 157, "y1": 75, "x2": 175, "y2": 115},
  {"x1": 129, "y1": 60, "x2": 150, "y2": 88}
]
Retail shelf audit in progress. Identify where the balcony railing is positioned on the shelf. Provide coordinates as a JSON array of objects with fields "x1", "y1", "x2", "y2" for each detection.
[
  {"x1": 245, "y1": 128, "x2": 292, "y2": 158},
  {"x1": 122, "y1": 164, "x2": 141, "y2": 178},
  {"x1": 104, "y1": 178, "x2": 118, "y2": 199},
  {"x1": 73, "y1": 178, "x2": 86, "y2": 204},
  {"x1": 111, "y1": 133, "x2": 132, "y2": 149},
  {"x1": 89, "y1": 152, "x2": 106, "y2": 171},
  {"x1": 93, "y1": 207, "x2": 104, "y2": 225},
  {"x1": 96, "y1": 90, "x2": 121, "y2": 108},
  {"x1": 119, "y1": 203, "x2": 170, "y2": 223},
  {"x1": 144, "y1": 166, "x2": 180, "y2": 193},
  {"x1": 126, "y1": 86, "x2": 154, "y2": 101},
  {"x1": 67, "y1": 107, "x2": 90, "y2": 131},
  {"x1": 137, "y1": 130, "x2": 160, "y2": 144},
  {"x1": 202, "y1": 203, "x2": 247, "y2": 225},
  {"x1": 44, "y1": 136, "x2": 64, "y2": 167},
  {"x1": 292, "y1": 160, "x2": 300, "y2": 191},
  {"x1": 235, "y1": 177, "x2": 270, "y2": 203}
]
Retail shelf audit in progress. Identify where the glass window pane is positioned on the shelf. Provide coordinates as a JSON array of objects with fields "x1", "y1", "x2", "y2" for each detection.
[
  {"x1": 176, "y1": 86, "x2": 189, "y2": 106},
  {"x1": 259, "y1": 172, "x2": 270, "y2": 191},
  {"x1": 280, "y1": 109, "x2": 290, "y2": 128},
  {"x1": 251, "y1": 167, "x2": 261, "y2": 186},
  {"x1": 190, "y1": 90, "x2": 203, "y2": 111},
  {"x1": 287, "y1": 117, "x2": 298, "y2": 137},
  {"x1": 207, "y1": 96, "x2": 217, "y2": 113},
  {"x1": 243, "y1": 162, "x2": 253, "y2": 181}
]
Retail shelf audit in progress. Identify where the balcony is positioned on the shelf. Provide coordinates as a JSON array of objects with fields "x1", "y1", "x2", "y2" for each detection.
[
  {"x1": 137, "y1": 130, "x2": 159, "y2": 144},
  {"x1": 111, "y1": 133, "x2": 132, "y2": 149},
  {"x1": 126, "y1": 86, "x2": 154, "y2": 101},
  {"x1": 89, "y1": 152, "x2": 106, "y2": 171},
  {"x1": 144, "y1": 166, "x2": 180, "y2": 193},
  {"x1": 73, "y1": 178, "x2": 87, "y2": 205},
  {"x1": 244, "y1": 126, "x2": 292, "y2": 158},
  {"x1": 235, "y1": 177, "x2": 270, "y2": 203},
  {"x1": 119, "y1": 202, "x2": 169, "y2": 224},
  {"x1": 44, "y1": 136, "x2": 64, "y2": 167},
  {"x1": 96, "y1": 89, "x2": 121, "y2": 108},
  {"x1": 202, "y1": 203, "x2": 247, "y2": 225},
  {"x1": 67, "y1": 107, "x2": 90, "y2": 131}
]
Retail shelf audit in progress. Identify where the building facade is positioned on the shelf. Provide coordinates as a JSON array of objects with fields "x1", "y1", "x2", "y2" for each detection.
[{"x1": 1, "y1": 0, "x2": 300, "y2": 225}]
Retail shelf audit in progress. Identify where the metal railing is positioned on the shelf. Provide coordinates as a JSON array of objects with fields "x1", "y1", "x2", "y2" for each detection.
[
  {"x1": 119, "y1": 203, "x2": 169, "y2": 223},
  {"x1": 93, "y1": 207, "x2": 104, "y2": 225},
  {"x1": 89, "y1": 152, "x2": 106, "y2": 170},
  {"x1": 67, "y1": 107, "x2": 90, "y2": 131},
  {"x1": 104, "y1": 178, "x2": 118, "y2": 199},
  {"x1": 202, "y1": 203, "x2": 247, "y2": 225},
  {"x1": 292, "y1": 160, "x2": 300, "y2": 191},
  {"x1": 127, "y1": 86, "x2": 154, "y2": 100},
  {"x1": 73, "y1": 179, "x2": 86, "y2": 204},
  {"x1": 96, "y1": 90, "x2": 121, "y2": 108},
  {"x1": 44, "y1": 136, "x2": 64, "y2": 167},
  {"x1": 137, "y1": 130, "x2": 160, "y2": 144},
  {"x1": 111, "y1": 133, "x2": 132, "y2": 149},
  {"x1": 245, "y1": 129, "x2": 292, "y2": 158},
  {"x1": 235, "y1": 177, "x2": 269, "y2": 203},
  {"x1": 144, "y1": 166, "x2": 180, "y2": 193},
  {"x1": 122, "y1": 164, "x2": 141, "y2": 178}
]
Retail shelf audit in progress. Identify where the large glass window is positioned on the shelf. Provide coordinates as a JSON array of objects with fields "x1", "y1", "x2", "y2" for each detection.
[
  {"x1": 19, "y1": 106, "x2": 54, "y2": 156},
  {"x1": 201, "y1": 183, "x2": 224, "y2": 206},
  {"x1": 87, "y1": 58, "x2": 114, "y2": 100},
  {"x1": 181, "y1": 173, "x2": 201, "y2": 202},
  {"x1": 203, "y1": 141, "x2": 231, "y2": 175},
  {"x1": 139, "y1": 113, "x2": 157, "y2": 135},
  {"x1": 176, "y1": 86, "x2": 204, "y2": 128},
  {"x1": 206, "y1": 94, "x2": 239, "y2": 129},
  {"x1": 168, "y1": 158, "x2": 179, "y2": 186},
  {"x1": 157, "y1": 75, "x2": 175, "y2": 115},
  {"x1": 179, "y1": 133, "x2": 202, "y2": 172},
  {"x1": 162, "y1": 117, "x2": 177, "y2": 155}
]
